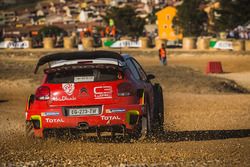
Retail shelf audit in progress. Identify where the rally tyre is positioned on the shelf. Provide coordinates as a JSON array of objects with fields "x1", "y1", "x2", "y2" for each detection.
[
  {"x1": 25, "y1": 121, "x2": 35, "y2": 139},
  {"x1": 129, "y1": 103, "x2": 151, "y2": 140},
  {"x1": 140, "y1": 111, "x2": 150, "y2": 140},
  {"x1": 153, "y1": 83, "x2": 164, "y2": 133}
]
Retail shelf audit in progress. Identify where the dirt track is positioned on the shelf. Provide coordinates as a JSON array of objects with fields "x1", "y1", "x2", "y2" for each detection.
[{"x1": 0, "y1": 52, "x2": 250, "y2": 166}]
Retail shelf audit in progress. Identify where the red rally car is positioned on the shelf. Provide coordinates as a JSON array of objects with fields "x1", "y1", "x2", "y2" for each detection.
[{"x1": 25, "y1": 51, "x2": 164, "y2": 139}]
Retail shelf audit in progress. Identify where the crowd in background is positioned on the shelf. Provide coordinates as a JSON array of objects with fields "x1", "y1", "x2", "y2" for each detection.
[{"x1": 227, "y1": 26, "x2": 250, "y2": 40}]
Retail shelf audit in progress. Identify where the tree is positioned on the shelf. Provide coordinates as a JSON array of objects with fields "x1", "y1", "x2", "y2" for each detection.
[
  {"x1": 147, "y1": 7, "x2": 160, "y2": 24},
  {"x1": 104, "y1": 6, "x2": 146, "y2": 37},
  {"x1": 173, "y1": 0, "x2": 208, "y2": 37},
  {"x1": 214, "y1": 0, "x2": 250, "y2": 31}
]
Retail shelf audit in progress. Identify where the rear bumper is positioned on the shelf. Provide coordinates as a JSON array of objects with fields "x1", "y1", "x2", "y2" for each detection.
[
  {"x1": 43, "y1": 125, "x2": 126, "y2": 138},
  {"x1": 27, "y1": 104, "x2": 144, "y2": 137}
]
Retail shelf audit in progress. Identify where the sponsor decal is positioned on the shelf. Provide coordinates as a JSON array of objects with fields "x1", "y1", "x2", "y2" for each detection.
[
  {"x1": 62, "y1": 83, "x2": 75, "y2": 96},
  {"x1": 79, "y1": 87, "x2": 89, "y2": 97},
  {"x1": 106, "y1": 109, "x2": 126, "y2": 113},
  {"x1": 74, "y1": 76, "x2": 94, "y2": 82},
  {"x1": 94, "y1": 86, "x2": 112, "y2": 99},
  {"x1": 41, "y1": 112, "x2": 60, "y2": 117},
  {"x1": 210, "y1": 40, "x2": 233, "y2": 50},
  {"x1": 52, "y1": 96, "x2": 76, "y2": 102},
  {"x1": 45, "y1": 118, "x2": 64, "y2": 123},
  {"x1": 0, "y1": 41, "x2": 30, "y2": 49},
  {"x1": 101, "y1": 115, "x2": 121, "y2": 121},
  {"x1": 104, "y1": 40, "x2": 142, "y2": 48}
]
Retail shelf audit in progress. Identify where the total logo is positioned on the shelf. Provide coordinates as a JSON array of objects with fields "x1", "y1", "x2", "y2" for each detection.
[
  {"x1": 101, "y1": 116, "x2": 121, "y2": 121},
  {"x1": 45, "y1": 118, "x2": 64, "y2": 123}
]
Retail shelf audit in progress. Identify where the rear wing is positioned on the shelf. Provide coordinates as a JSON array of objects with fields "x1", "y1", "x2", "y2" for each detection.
[{"x1": 34, "y1": 51, "x2": 125, "y2": 74}]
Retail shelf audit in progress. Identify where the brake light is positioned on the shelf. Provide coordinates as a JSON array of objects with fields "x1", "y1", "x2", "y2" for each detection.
[
  {"x1": 35, "y1": 86, "x2": 50, "y2": 100},
  {"x1": 118, "y1": 82, "x2": 134, "y2": 96}
]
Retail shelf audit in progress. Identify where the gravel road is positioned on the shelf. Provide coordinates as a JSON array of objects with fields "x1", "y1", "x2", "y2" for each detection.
[{"x1": 0, "y1": 53, "x2": 250, "y2": 166}]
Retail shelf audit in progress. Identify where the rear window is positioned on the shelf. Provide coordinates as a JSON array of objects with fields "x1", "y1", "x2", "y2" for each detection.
[{"x1": 46, "y1": 68, "x2": 123, "y2": 83}]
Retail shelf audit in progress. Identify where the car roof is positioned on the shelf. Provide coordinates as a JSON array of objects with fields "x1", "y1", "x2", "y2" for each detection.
[{"x1": 34, "y1": 51, "x2": 125, "y2": 74}]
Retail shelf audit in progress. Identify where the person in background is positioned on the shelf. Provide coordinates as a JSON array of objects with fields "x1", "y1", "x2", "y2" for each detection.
[
  {"x1": 105, "y1": 26, "x2": 110, "y2": 37},
  {"x1": 159, "y1": 43, "x2": 167, "y2": 66},
  {"x1": 239, "y1": 31, "x2": 245, "y2": 39},
  {"x1": 100, "y1": 29, "x2": 105, "y2": 38},
  {"x1": 110, "y1": 26, "x2": 116, "y2": 37},
  {"x1": 244, "y1": 31, "x2": 248, "y2": 39},
  {"x1": 228, "y1": 30, "x2": 234, "y2": 38}
]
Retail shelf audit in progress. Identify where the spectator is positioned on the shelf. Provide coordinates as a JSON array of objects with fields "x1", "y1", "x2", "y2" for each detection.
[
  {"x1": 105, "y1": 26, "x2": 110, "y2": 37},
  {"x1": 228, "y1": 30, "x2": 234, "y2": 38},
  {"x1": 159, "y1": 43, "x2": 167, "y2": 66},
  {"x1": 244, "y1": 31, "x2": 248, "y2": 39},
  {"x1": 100, "y1": 29, "x2": 105, "y2": 38},
  {"x1": 234, "y1": 30, "x2": 239, "y2": 39},
  {"x1": 110, "y1": 26, "x2": 116, "y2": 37},
  {"x1": 239, "y1": 31, "x2": 245, "y2": 39}
]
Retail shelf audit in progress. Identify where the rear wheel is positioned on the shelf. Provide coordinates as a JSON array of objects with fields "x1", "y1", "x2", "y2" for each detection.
[
  {"x1": 153, "y1": 84, "x2": 164, "y2": 133},
  {"x1": 129, "y1": 102, "x2": 151, "y2": 140},
  {"x1": 141, "y1": 107, "x2": 151, "y2": 139}
]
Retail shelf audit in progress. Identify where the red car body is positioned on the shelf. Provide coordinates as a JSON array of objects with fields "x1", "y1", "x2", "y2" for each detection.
[{"x1": 25, "y1": 51, "x2": 163, "y2": 139}]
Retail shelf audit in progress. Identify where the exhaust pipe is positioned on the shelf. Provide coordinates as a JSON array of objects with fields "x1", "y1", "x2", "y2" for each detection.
[{"x1": 77, "y1": 122, "x2": 89, "y2": 130}]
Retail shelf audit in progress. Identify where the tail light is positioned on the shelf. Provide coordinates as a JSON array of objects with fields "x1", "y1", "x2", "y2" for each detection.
[
  {"x1": 118, "y1": 82, "x2": 134, "y2": 96},
  {"x1": 35, "y1": 86, "x2": 50, "y2": 100}
]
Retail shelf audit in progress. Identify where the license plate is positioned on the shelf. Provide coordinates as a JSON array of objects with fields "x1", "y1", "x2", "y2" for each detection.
[{"x1": 68, "y1": 107, "x2": 100, "y2": 116}]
